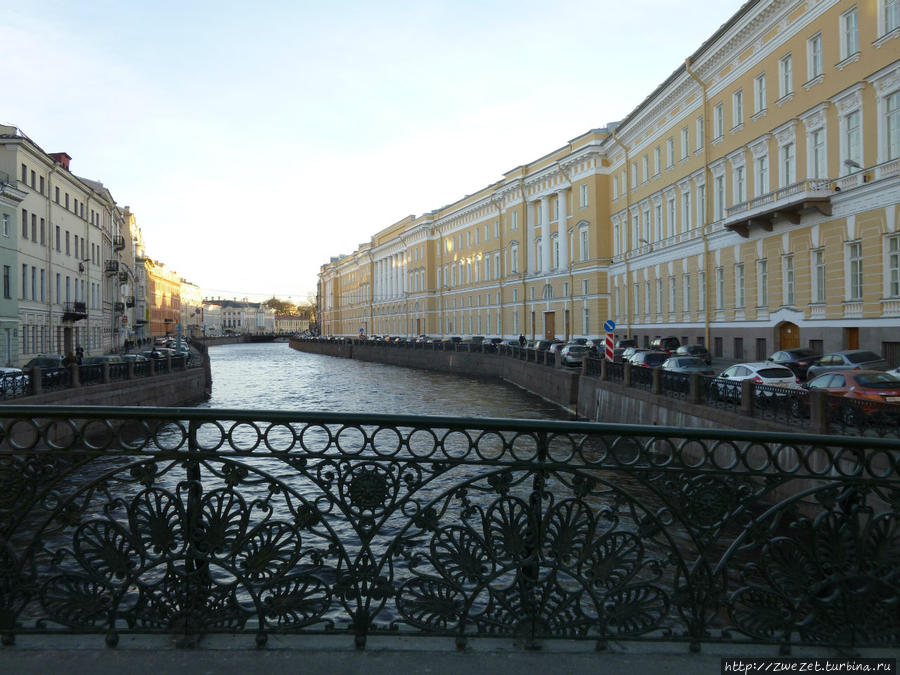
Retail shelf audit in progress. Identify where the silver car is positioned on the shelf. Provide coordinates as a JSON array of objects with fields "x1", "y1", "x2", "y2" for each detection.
[{"x1": 805, "y1": 350, "x2": 889, "y2": 379}]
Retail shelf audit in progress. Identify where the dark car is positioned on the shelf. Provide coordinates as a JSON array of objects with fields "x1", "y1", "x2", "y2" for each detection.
[
  {"x1": 767, "y1": 348, "x2": 822, "y2": 379},
  {"x1": 615, "y1": 338, "x2": 638, "y2": 349},
  {"x1": 675, "y1": 344, "x2": 712, "y2": 365},
  {"x1": 23, "y1": 355, "x2": 65, "y2": 370},
  {"x1": 649, "y1": 336, "x2": 681, "y2": 356},
  {"x1": 805, "y1": 350, "x2": 889, "y2": 379},
  {"x1": 629, "y1": 351, "x2": 669, "y2": 368}
]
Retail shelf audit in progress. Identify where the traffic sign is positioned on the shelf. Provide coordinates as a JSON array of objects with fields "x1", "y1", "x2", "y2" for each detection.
[{"x1": 603, "y1": 319, "x2": 616, "y2": 332}]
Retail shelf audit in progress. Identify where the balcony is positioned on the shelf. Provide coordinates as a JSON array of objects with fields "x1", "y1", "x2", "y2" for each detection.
[
  {"x1": 114, "y1": 302, "x2": 125, "y2": 313},
  {"x1": 125, "y1": 295, "x2": 135, "y2": 308},
  {"x1": 61, "y1": 301, "x2": 87, "y2": 322},
  {"x1": 724, "y1": 179, "x2": 832, "y2": 237},
  {"x1": 118, "y1": 270, "x2": 129, "y2": 284},
  {"x1": 113, "y1": 235, "x2": 125, "y2": 251},
  {"x1": 133, "y1": 318, "x2": 147, "y2": 325},
  {"x1": 104, "y1": 260, "x2": 119, "y2": 275}
]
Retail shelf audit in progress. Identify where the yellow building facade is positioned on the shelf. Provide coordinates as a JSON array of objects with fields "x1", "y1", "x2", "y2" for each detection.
[{"x1": 320, "y1": 0, "x2": 900, "y2": 363}]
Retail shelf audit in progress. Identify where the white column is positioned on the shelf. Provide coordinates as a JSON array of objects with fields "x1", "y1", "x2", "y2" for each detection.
[
  {"x1": 540, "y1": 197, "x2": 551, "y2": 274},
  {"x1": 557, "y1": 189, "x2": 568, "y2": 270}
]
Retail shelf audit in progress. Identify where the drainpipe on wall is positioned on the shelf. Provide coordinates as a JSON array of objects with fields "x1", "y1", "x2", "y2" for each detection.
[
  {"x1": 685, "y1": 57, "x2": 713, "y2": 349},
  {"x1": 518, "y1": 178, "x2": 528, "y2": 340},
  {"x1": 557, "y1": 161, "x2": 575, "y2": 341},
  {"x1": 490, "y1": 193, "x2": 504, "y2": 337},
  {"x1": 609, "y1": 131, "x2": 632, "y2": 340}
]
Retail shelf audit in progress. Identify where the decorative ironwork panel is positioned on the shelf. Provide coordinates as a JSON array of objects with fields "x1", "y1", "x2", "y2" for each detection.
[
  {"x1": 630, "y1": 365, "x2": 653, "y2": 391},
  {"x1": 4, "y1": 408, "x2": 894, "y2": 651},
  {"x1": 661, "y1": 371, "x2": 689, "y2": 399}
]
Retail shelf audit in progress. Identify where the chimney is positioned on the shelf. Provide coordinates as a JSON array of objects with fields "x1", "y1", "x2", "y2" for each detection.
[{"x1": 49, "y1": 152, "x2": 72, "y2": 170}]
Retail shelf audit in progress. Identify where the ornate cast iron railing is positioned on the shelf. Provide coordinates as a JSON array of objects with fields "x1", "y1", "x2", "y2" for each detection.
[{"x1": 1, "y1": 406, "x2": 897, "y2": 652}]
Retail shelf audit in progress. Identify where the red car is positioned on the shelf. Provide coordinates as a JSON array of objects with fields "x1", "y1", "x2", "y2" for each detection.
[{"x1": 796, "y1": 370, "x2": 900, "y2": 424}]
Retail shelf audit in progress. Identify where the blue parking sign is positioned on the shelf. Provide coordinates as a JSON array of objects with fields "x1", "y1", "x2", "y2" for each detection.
[{"x1": 603, "y1": 319, "x2": 616, "y2": 332}]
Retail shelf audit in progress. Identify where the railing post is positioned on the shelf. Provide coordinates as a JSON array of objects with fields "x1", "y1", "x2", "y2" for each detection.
[
  {"x1": 741, "y1": 380, "x2": 755, "y2": 416},
  {"x1": 126, "y1": 360, "x2": 135, "y2": 380},
  {"x1": 689, "y1": 373, "x2": 702, "y2": 404},
  {"x1": 623, "y1": 362, "x2": 632, "y2": 387},
  {"x1": 810, "y1": 389, "x2": 829, "y2": 434},
  {"x1": 166, "y1": 355, "x2": 173, "y2": 373},
  {"x1": 651, "y1": 367, "x2": 662, "y2": 395},
  {"x1": 102, "y1": 363, "x2": 111, "y2": 384},
  {"x1": 69, "y1": 363, "x2": 80, "y2": 388},
  {"x1": 600, "y1": 357, "x2": 608, "y2": 381},
  {"x1": 30, "y1": 366, "x2": 42, "y2": 395}
]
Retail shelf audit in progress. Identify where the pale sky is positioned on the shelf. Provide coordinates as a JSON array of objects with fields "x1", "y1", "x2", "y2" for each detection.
[{"x1": 2, "y1": 0, "x2": 743, "y2": 303}]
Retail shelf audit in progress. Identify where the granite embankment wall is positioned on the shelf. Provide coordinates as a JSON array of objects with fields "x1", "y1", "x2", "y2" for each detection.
[
  {"x1": 5, "y1": 368, "x2": 210, "y2": 407},
  {"x1": 291, "y1": 339, "x2": 798, "y2": 434},
  {"x1": 296, "y1": 340, "x2": 580, "y2": 414}
]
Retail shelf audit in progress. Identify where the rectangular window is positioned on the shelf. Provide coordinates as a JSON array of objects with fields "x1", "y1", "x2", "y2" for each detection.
[
  {"x1": 756, "y1": 155, "x2": 769, "y2": 196},
  {"x1": 758, "y1": 259, "x2": 768, "y2": 307},
  {"x1": 714, "y1": 176, "x2": 725, "y2": 220},
  {"x1": 715, "y1": 267, "x2": 724, "y2": 310},
  {"x1": 781, "y1": 142, "x2": 796, "y2": 186},
  {"x1": 580, "y1": 229, "x2": 588, "y2": 261},
  {"x1": 808, "y1": 33, "x2": 823, "y2": 80},
  {"x1": 731, "y1": 89, "x2": 744, "y2": 127},
  {"x1": 40, "y1": 218, "x2": 45, "y2": 245},
  {"x1": 810, "y1": 128, "x2": 827, "y2": 177},
  {"x1": 849, "y1": 242, "x2": 863, "y2": 300},
  {"x1": 21, "y1": 209, "x2": 27, "y2": 238},
  {"x1": 511, "y1": 210, "x2": 518, "y2": 230},
  {"x1": 681, "y1": 127, "x2": 689, "y2": 158},
  {"x1": 2, "y1": 266, "x2": 9, "y2": 299},
  {"x1": 734, "y1": 338, "x2": 744, "y2": 361},
  {"x1": 713, "y1": 103, "x2": 724, "y2": 140},
  {"x1": 55, "y1": 226, "x2": 60, "y2": 251},
  {"x1": 666, "y1": 137, "x2": 674, "y2": 167},
  {"x1": 841, "y1": 6, "x2": 859, "y2": 59},
  {"x1": 65, "y1": 231, "x2": 70, "y2": 256},
  {"x1": 885, "y1": 0, "x2": 900, "y2": 34},
  {"x1": 779, "y1": 54, "x2": 793, "y2": 98},
  {"x1": 20, "y1": 164, "x2": 27, "y2": 183},
  {"x1": 39, "y1": 175, "x2": 44, "y2": 194},
  {"x1": 886, "y1": 91, "x2": 899, "y2": 160},
  {"x1": 31, "y1": 266, "x2": 35, "y2": 301},
  {"x1": 681, "y1": 191, "x2": 691, "y2": 234},
  {"x1": 21, "y1": 265, "x2": 27, "y2": 300},
  {"x1": 698, "y1": 270, "x2": 706, "y2": 312},
  {"x1": 844, "y1": 111, "x2": 861, "y2": 173},
  {"x1": 641, "y1": 155, "x2": 649, "y2": 182},
  {"x1": 734, "y1": 165, "x2": 746, "y2": 203},
  {"x1": 696, "y1": 116, "x2": 704, "y2": 151},
  {"x1": 735, "y1": 263, "x2": 745, "y2": 308},
  {"x1": 653, "y1": 146, "x2": 661, "y2": 175},
  {"x1": 612, "y1": 175, "x2": 619, "y2": 200},
  {"x1": 631, "y1": 162, "x2": 637, "y2": 189},
  {"x1": 683, "y1": 273, "x2": 691, "y2": 313},
  {"x1": 669, "y1": 276, "x2": 677, "y2": 313},
  {"x1": 65, "y1": 193, "x2": 69, "y2": 210},
  {"x1": 579, "y1": 184, "x2": 588, "y2": 207},
  {"x1": 784, "y1": 256, "x2": 795, "y2": 306},
  {"x1": 0, "y1": 214, "x2": 7, "y2": 237},
  {"x1": 889, "y1": 235, "x2": 900, "y2": 297},
  {"x1": 696, "y1": 184, "x2": 706, "y2": 227},
  {"x1": 656, "y1": 278, "x2": 663, "y2": 316},
  {"x1": 754, "y1": 74, "x2": 767, "y2": 114},
  {"x1": 813, "y1": 249, "x2": 826, "y2": 303}
]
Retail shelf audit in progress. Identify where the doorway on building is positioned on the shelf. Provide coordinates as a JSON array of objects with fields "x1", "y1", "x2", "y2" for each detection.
[
  {"x1": 544, "y1": 311, "x2": 555, "y2": 340},
  {"x1": 416, "y1": 318, "x2": 421, "y2": 336},
  {"x1": 778, "y1": 322, "x2": 800, "y2": 350},
  {"x1": 845, "y1": 327, "x2": 859, "y2": 350}
]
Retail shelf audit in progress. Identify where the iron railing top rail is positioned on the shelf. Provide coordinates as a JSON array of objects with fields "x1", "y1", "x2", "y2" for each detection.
[{"x1": 1, "y1": 404, "x2": 897, "y2": 451}]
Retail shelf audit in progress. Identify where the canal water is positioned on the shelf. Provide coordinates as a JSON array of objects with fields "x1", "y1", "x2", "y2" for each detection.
[{"x1": 198, "y1": 341, "x2": 568, "y2": 419}]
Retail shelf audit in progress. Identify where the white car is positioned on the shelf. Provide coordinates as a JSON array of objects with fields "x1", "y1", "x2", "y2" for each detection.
[
  {"x1": 887, "y1": 365, "x2": 900, "y2": 380},
  {"x1": 711, "y1": 362, "x2": 797, "y2": 402}
]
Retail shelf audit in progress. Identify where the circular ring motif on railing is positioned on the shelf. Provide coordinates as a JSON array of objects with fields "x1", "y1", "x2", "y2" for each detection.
[
  {"x1": 741, "y1": 442, "x2": 772, "y2": 472},
  {"x1": 610, "y1": 436, "x2": 642, "y2": 465},
  {"x1": 372, "y1": 427, "x2": 403, "y2": 457},
  {"x1": 546, "y1": 433, "x2": 576, "y2": 463},
  {"x1": 263, "y1": 423, "x2": 298, "y2": 453},
  {"x1": 832, "y1": 447, "x2": 866, "y2": 478},
  {"x1": 866, "y1": 449, "x2": 896, "y2": 480},
  {"x1": 646, "y1": 438, "x2": 676, "y2": 467},
  {"x1": 439, "y1": 430, "x2": 472, "y2": 460},
  {"x1": 507, "y1": 432, "x2": 538, "y2": 462},
  {"x1": 152, "y1": 421, "x2": 188, "y2": 452},
  {"x1": 45, "y1": 419, "x2": 79, "y2": 451},
  {"x1": 193, "y1": 421, "x2": 227, "y2": 452},
  {"x1": 708, "y1": 440, "x2": 740, "y2": 471},
  {"x1": 80, "y1": 420, "x2": 117, "y2": 452},
  {"x1": 299, "y1": 423, "x2": 334, "y2": 454},
  {"x1": 334, "y1": 425, "x2": 367, "y2": 455},
  {"x1": 473, "y1": 431, "x2": 506, "y2": 461},
  {"x1": 6, "y1": 419, "x2": 41, "y2": 451},
  {"x1": 772, "y1": 444, "x2": 802, "y2": 474},
  {"x1": 226, "y1": 422, "x2": 262, "y2": 453},
  {"x1": 407, "y1": 428, "x2": 439, "y2": 458},
  {"x1": 806, "y1": 445, "x2": 835, "y2": 475}
]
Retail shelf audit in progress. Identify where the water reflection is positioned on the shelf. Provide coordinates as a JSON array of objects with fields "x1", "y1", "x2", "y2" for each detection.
[{"x1": 198, "y1": 342, "x2": 568, "y2": 419}]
